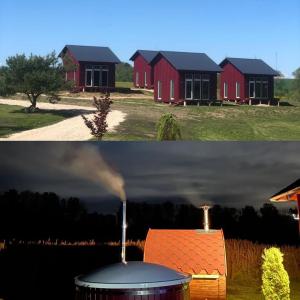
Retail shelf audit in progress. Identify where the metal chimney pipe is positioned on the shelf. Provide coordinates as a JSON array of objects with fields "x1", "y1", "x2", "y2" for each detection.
[
  {"x1": 200, "y1": 205, "x2": 211, "y2": 231},
  {"x1": 121, "y1": 200, "x2": 127, "y2": 264}
]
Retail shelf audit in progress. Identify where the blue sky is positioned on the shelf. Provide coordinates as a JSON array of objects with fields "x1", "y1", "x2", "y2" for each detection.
[{"x1": 0, "y1": 0, "x2": 299, "y2": 77}]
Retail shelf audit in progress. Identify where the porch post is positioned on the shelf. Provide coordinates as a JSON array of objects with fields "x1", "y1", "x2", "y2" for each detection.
[{"x1": 297, "y1": 194, "x2": 300, "y2": 234}]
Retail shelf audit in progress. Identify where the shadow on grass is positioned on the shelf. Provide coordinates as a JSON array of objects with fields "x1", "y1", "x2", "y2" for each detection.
[{"x1": 9, "y1": 108, "x2": 94, "y2": 118}]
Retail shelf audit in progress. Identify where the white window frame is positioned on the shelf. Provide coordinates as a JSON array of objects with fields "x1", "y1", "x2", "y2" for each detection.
[
  {"x1": 85, "y1": 68, "x2": 93, "y2": 87},
  {"x1": 144, "y1": 72, "x2": 147, "y2": 87},
  {"x1": 224, "y1": 82, "x2": 228, "y2": 98},
  {"x1": 201, "y1": 79, "x2": 210, "y2": 100},
  {"x1": 157, "y1": 81, "x2": 162, "y2": 100},
  {"x1": 101, "y1": 69, "x2": 109, "y2": 87},
  {"x1": 136, "y1": 72, "x2": 139, "y2": 87},
  {"x1": 236, "y1": 82, "x2": 240, "y2": 98},
  {"x1": 262, "y1": 80, "x2": 268, "y2": 99},
  {"x1": 193, "y1": 78, "x2": 201, "y2": 100},
  {"x1": 249, "y1": 80, "x2": 255, "y2": 98},
  {"x1": 185, "y1": 78, "x2": 193, "y2": 100},
  {"x1": 170, "y1": 80, "x2": 175, "y2": 100}
]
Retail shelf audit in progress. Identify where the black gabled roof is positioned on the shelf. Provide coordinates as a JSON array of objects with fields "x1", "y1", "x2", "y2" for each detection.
[
  {"x1": 59, "y1": 45, "x2": 121, "y2": 63},
  {"x1": 130, "y1": 50, "x2": 159, "y2": 63},
  {"x1": 271, "y1": 179, "x2": 300, "y2": 199},
  {"x1": 151, "y1": 51, "x2": 222, "y2": 72},
  {"x1": 220, "y1": 57, "x2": 279, "y2": 76}
]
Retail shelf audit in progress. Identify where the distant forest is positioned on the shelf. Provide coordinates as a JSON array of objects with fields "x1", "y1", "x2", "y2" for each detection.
[
  {"x1": 0, "y1": 190, "x2": 298, "y2": 245},
  {"x1": 116, "y1": 62, "x2": 133, "y2": 82}
]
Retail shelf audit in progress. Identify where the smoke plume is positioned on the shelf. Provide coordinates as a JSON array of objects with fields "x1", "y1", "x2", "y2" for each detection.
[{"x1": 61, "y1": 144, "x2": 126, "y2": 201}]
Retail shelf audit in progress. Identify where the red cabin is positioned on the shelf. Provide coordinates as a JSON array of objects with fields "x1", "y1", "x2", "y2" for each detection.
[
  {"x1": 219, "y1": 58, "x2": 279, "y2": 105},
  {"x1": 59, "y1": 45, "x2": 121, "y2": 92},
  {"x1": 130, "y1": 50, "x2": 159, "y2": 89},
  {"x1": 150, "y1": 51, "x2": 222, "y2": 104}
]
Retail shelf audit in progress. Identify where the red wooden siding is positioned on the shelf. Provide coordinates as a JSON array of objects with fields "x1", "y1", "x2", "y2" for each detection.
[
  {"x1": 63, "y1": 49, "x2": 80, "y2": 87},
  {"x1": 153, "y1": 57, "x2": 180, "y2": 102},
  {"x1": 221, "y1": 62, "x2": 275, "y2": 101},
  {"x1": 133, "y1": 54, "x2": 153, "y2": 88},
  {"x1": 220, "y1": 63, "x2": 245, "y2": 100}
]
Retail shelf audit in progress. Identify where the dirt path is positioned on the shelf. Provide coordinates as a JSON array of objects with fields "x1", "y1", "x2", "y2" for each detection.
[{"x1": 0, "y1": 99, "x2": 126, "y2": 141}]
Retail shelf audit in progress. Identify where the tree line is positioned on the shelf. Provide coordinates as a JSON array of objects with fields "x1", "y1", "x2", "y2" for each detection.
[{"x1": 0, "y1": 190, "x2": 298, "y2": 245}]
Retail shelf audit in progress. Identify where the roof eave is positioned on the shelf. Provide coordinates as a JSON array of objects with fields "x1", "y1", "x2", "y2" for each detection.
[{"x1": 270, "y1": 187, "x2": 300, "y2": 202}]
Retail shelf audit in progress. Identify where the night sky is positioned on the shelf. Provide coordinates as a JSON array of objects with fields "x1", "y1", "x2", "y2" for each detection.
[{"x1": 0, "y1": 142, "x2": 299, "y2": 213}]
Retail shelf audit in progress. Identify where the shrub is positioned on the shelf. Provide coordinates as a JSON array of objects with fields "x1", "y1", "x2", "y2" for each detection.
[
  {"x1": 82, "y1": 94, "x2": 113, "y2": 140},
  {"x1": 156, "y1": 113, "x2": 182, "y2": 141},
  {"x1": 262, "y1": 247, "x2": 290, "y2": 300}
]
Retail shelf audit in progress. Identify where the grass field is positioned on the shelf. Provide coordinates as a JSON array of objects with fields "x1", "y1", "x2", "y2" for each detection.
[
  {"x1": 2, "y1": 89, "x2": 300, "y2": 140},
  {"x1": 0, "y1": 104, "x2": 79, "y2": 137},
  {"x1": 116, "y1": 81, "x2": 133, "y2": 88}
]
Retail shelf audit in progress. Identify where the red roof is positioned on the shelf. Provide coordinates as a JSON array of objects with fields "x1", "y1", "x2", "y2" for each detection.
[{"x1": 144, "y1": 229, "x2": 227, "y2": 276}]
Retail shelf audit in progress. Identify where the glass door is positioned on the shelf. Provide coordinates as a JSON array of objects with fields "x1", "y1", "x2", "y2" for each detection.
[
  {"x1": 249, "y1": 80, "x2": 255, "y2": 98},
  {"x1": 185, "y1": 74, "x2": 193, "y2": 100},
  {"x1": 202, "y1": 79, "x2": 210, "y2": 100}
]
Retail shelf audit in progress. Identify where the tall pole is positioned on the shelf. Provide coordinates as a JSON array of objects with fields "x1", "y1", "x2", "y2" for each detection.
[
  {"x1": 200, "y1": 205, "x2": 211, "y2": 231},
  {"x1": 297, "y1": 195, "x2": 300, "y2": 234},
  {"x1": 121, "y1": 200, "x2": 127, "y2": 264}
]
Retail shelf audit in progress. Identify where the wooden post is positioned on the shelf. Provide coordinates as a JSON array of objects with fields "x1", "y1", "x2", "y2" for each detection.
[
  {"x1": 184, "y1": 101, "x2": 187, "y2": 107},
  {"x1": 249, "y1": 99, "x2": 252, "y2": 106},
  {"x1": 297, "y1": 194, "x2": 300, "y2": 234}
]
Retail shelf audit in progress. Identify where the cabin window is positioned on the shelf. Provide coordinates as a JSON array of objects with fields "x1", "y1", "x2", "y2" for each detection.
[
  {"x1": 249, "y1": 80, "x2": 255, "y2": 98},
  {"x1": 262, "y1": 81, "x2": 268, "y2": 98},
  {"x1": 170, "y1": 80, "x2": 175, "y2": 100},
  {"x1": 255, "y1": 81, "x2": 262, "y2": 98},
  {"x1": 185, "y1": 80, "x2": 193, "y2": 100},
  {"x1": 93, "y1": 70, "x2": 101, "y2": 87},
  {"x1": 136, "y1": 72, "x2": 139, "y2": 86},
  {"x1": 157, "y1": 81, "x2": 162, "y2": 100},
  {"x1": 144, "y1": 72, "x2": 147, "y2": 87},
  {"x1": 224, "y1": 82, "x2": 228, "y2": 98},
  {"x1": 194, "y1": 79, "x2": 201, "y2": 100},
  {"x1": 202, "y1": 79, "x2": 210, "y2": 100},
  {"x1": 236, "y1": 82, "x2": 240, "y2": 98},
  {"x1": 101, "y1": 69, "x2": 108, "y2": 87},
  {"x1": 85, "y1": 69, "x2": 93, "y2": 87}
]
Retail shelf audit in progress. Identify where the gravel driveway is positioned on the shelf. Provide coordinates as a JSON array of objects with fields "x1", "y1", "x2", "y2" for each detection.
[{"x1": 0, "y1": 99, "x2": 126, "y2": 141}]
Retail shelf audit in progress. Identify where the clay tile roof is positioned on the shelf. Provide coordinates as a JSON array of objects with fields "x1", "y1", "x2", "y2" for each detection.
[{"x1": 144, "y1": 229, "x2": 227, "y2": 276}]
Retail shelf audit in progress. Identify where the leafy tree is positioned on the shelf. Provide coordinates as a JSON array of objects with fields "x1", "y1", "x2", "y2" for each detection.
[
  {"x1": 157, "y1": 113, "x2": 182, "y2": 141},
  {"x1": 82, "y1": 94, "x2": 113, "y2": 140},
  {"x1": 262, "y1": 247, "x2": 290, "y2": 300},
  {"x1": 292, "y1": 67, "x2": 300, "y2": 101},
  {"x1": 3, "y1": 52, "x2": 68, "y2": 112},
  {"x1": 116, "y1": 62, "x2": 133, "y2": 82}
]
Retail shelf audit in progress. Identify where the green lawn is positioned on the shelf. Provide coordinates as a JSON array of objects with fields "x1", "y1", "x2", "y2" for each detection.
[
  {"x1": 228, "y1": 276, "x2": 300, "y2": 300},
  {"x1": 0, "y1": 104, "x2": 79, "y2": 137},
  {"x1": 3, "y1": 94, "x2": 300, "y2": 141},
  {"x1": 103, "y1": 98, "x2": 300, "y2": 141},
  {"x1": 116, "y1": 81, "x2": 133, "y2": 88}
]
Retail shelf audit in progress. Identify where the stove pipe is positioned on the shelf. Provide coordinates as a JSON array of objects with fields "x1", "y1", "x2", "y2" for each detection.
[
  {"x1": 121, "y1": 200, "x2": 127, "y2": 264},
  {"x1": 200, "y1": 205, "x2": 211, "y2": 231}
]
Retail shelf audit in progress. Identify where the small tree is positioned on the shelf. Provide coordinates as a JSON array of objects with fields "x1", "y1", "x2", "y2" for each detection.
[
  {"x1": 3, "y1": 52, "x2": 68, "y2": 112},
  {"x1": 157, "y1": 113, "x2": 182, "y2": 141},
  {"x1": 262, "y1": 247, "x2": 290, "y2": 300},
  {"x1": 292, "y1": 67, "x2": 300, "y2": 101},
  {"x1": 82, "y1": 94, "x2": 113, "y2": 140}
]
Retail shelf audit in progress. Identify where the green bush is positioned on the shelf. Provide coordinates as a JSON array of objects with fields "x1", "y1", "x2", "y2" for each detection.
[
  {"x1": 262, "y1": 247, "x2": 290, "y2": 300},
  {"x1": 156, "y1": 113, "x2": 182, "y2": 141}
]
